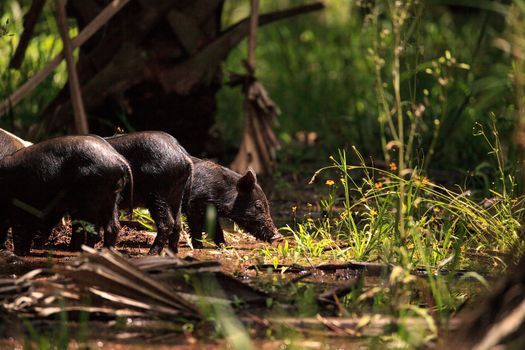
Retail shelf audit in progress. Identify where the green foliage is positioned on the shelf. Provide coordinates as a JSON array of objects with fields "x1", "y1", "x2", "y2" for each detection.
[
  {"x1": 255, "y1": 3, "x2": 525, "y2": 345},
  {"x1": 0, "y1": 0, "x2": 520, "y2": 183},
  {"x1": 129, "y1": 208, "x2": 156, "y2": 231},
  {"x1": 0, "y1": 1, "x2": 73, "y2": 135},
  {"x1": 218, "y1": 0, "x2": 519, "y2": 182},
  {"x1": 259, "y1": 139, "x2": 517, "y2": 341}
]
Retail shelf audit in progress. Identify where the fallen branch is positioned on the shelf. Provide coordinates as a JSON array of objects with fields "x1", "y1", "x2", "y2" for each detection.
[
  {"x1": 247, "y1": 261, "x2": 390, "y2": 276},
  {"x1": 258, "y1": 315, "x2": 460, "y2": 337},
  {"x1": 318, "y1": 279, "x2": 361, "y2": 304},
  {"x1": 247, "y1": 261, "x2": 477, "y2": 278}
]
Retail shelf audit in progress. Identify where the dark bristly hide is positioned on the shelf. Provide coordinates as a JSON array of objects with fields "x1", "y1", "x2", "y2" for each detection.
[
  {"x1": 0, "y1": 135, "x2": 131, "y2": 255},
  {"x1": 106, "y1": 131, "x2": 193, "y2": 255},
  {"x1": 183, "y1": 157, "x2": 282, "y2": 247}
]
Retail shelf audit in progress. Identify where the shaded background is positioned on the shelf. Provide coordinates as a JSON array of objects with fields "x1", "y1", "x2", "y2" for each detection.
[{"x1": 0, "y1": 0, "x2": 520, "y2": 194}]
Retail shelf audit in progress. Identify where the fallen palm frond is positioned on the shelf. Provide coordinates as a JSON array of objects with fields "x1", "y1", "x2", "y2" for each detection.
[
  {"x1": 0, "y1": 246, "x2": 267, "y2": 320},
  {"x1": 0, "y1": 268, "x2": 40, "y2": 298}
]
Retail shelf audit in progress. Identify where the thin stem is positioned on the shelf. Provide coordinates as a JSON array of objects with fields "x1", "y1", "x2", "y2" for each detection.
[
  {"x1": 391, "y1": 1, "x2": 406, "y2": 241},
  {"x1": 247, "y1": 0, "x2": 260, "y2": 72}
]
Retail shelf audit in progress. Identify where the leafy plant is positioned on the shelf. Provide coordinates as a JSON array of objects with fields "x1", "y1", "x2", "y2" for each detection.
[{"x1": 130, "y1": 208, "x2": 156, "y2": 232}]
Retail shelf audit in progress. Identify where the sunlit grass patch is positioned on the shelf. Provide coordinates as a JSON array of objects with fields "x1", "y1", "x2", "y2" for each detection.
[{"x1": 270, "y1": 146, "x2": 522, "y2": 271}]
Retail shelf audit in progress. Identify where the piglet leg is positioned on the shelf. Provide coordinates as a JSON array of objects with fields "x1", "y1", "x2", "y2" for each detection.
[
  {"x1": 12, "y1": 223, "x2": 33, "y2": 256},
  {"x1": 147, "y1": 196, "x2": 175, "y2": 255},
  {"x1": 212, "y1": 219, "x2": 225, "y2": 246},
  {"x1": 187, "y1": 208, "x2": 205, "y2": 249}
]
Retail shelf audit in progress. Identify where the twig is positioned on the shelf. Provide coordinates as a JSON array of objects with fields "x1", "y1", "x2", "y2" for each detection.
[
  {"x1": 247, "y1": 0, "x2": 259, "y2": 72},
  {"x1": 285, "y1": 271, "x2": 313, "y2": 286},
  {"x1": 55, "y1": 0, "x2": 89, "y2": 134},
  {"x1": 318, "y1": 279, "x2": 360, "y2": 304}
]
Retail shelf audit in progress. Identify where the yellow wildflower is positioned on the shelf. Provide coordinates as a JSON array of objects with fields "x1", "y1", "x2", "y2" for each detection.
[
  {"x1": 370, "y1": 209, "x2": 378, "y2": 216},
  {"x1": 415, "y1": 175, "x2": 430, "y2": 188},
  {"x1": 291, "y1": 206, "x2": 297, "y2": 215},
  {"x1": 374, "y1": 182, "x2": 383, "y2": 189},
  {"x1": 389, "y1": 162, "x2": 398, "y2": 172},
  {"x1": 325, "y1": 179, "x2": 335, "y2": 186}
]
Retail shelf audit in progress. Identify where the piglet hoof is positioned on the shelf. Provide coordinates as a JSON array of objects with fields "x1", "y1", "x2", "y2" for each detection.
[
  {"x1": 213, "y1": 240, "x2": 226, "y2": 248},
  {"x1": 191, "y1": 239, "x2": 204, "y2": 249},
  {"x1": 13, "y1": 247, "x2": 31, "y2": 257},
  {"x1": 12, "y1": 239, "x2": 31, "y2": 256},
  {"x1": 102, "y1": 236, "x2": 117, "y2": 248},
  {"x1": 167, "y1": 239, "x2": 179, "y2": 254},
  {"x1": 68, "y1": 232, "x2": 86, "y2": 252},
  {"x1": 68, "y1": 241, "x2": 82, "y2": 252},
  {"x1": 148, "y1": 245, "x2": 163, "y2": 255},
  {"x1": 32, "y1": 236, "x2": 47, "y2": 248}
]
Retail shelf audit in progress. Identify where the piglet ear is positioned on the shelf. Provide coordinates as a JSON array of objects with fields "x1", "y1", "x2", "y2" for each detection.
[{"x1": 237, "y1": 168, "x2": 257, "y2": 192}]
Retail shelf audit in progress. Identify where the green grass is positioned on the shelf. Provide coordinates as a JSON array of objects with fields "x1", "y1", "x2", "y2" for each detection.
[
  {"x1": 268, "y1": 146, "x2": 522, "y2": 266},
  {"x1": 217, "y1": 0, "x2": 519, "y2": 187},
  {"x1": 253, "y1": 3, "x2": 525, "y2": 346}
]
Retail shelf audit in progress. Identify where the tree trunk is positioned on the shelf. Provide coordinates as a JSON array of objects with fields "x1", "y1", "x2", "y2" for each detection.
[
  {"x1": 29, "y1": 0, "x2": 324, "y2": 157},
  {"x1": 33, "y1": 0, "x2": 224, "y2": 156}
]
